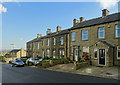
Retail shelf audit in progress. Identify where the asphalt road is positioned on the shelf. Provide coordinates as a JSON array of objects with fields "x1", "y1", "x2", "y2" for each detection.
[{"x1": 2, "y1": 63, "x2": 119, "y2": 83}]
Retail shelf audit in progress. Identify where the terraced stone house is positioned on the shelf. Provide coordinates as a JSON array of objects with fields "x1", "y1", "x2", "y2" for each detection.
[
  {"x1": 69, "y1": 9, "x2": 120, "y2": 66},
  {"x1": 27, "y1": 26, "x2": 69, "y2": 58},
  {"x1": 27, "y1": 9, "x2": 120, "y2": 66}
]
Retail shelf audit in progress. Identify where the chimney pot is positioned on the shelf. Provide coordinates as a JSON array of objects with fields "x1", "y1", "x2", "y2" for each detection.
[
  {"x1": 46, "y1": 29, "x2": 52, "y2": 34},
  {"x1": 57, "y1": 26, "x2": 61, "y2": 32},
  {"x1": 80, "y1": 17, "x2": 84, "y2": 22},
  {"x1": 102, "y1": 9, "x2": 109, "y2": 17},
  {"x1": 73, "y1": 18, "x2": 79, "y2": 26},
  {"x1": 37, "y1": 34, "x2": 42, "y2": 38}
]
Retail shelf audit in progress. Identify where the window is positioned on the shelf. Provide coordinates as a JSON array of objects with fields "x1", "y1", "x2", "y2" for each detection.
[
  {"x1": 60, "y1": 37, "x2": 64, "y2": 45},
  {"x1": 53, "y1": 38, "x2": 56, "y2": 45},
  {"x1": 42, "y1": 40, "x2": 44, "y2": 46},
  {"x1": 53, "y1": 49, "x2": 56, "y2": 58},
  {"x1": 59, "y1": 49, "x2": 64, "y2": 58},
  {"x1": 37, "y1": 43, "x2": 39, "y2": 49},
  {"x1": 98, "y1": 27, "x2": 105, "y2": 39},
  {"x1": 94, "y1": 48, "x2": 98, "y2": 59},
  {"x1": 46, "y1": 39, "x2": 50, "y2": 46},
  {"x1": 82, "y1": 30, "x2": 88, "y2": 40},
  {"x1": 72, "y1": 32, "x2": 76, "y2": 41},
  {"x1": 42, "y1": 50, "x2": 44, "y2": 58},
  {"x1": 117, "y1": 46, "x2": 120, "y2": 59},
  {"x1": 46, "y1": 49, "x2": 50, "y2": 57},
  {"x1": 115, "y1": 25, "x2": 120, "y2": 37}
]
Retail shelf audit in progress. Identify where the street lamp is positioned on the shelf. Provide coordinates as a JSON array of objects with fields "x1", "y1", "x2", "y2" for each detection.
[{"x1": 10, "y1": 44, "x2": 14, "y2": 61}]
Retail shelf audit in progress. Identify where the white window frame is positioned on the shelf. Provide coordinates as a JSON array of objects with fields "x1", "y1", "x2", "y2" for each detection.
[
  {"x1": 37, "y1": 43, "x2": 39, "y2": 49},
  {"x1": 117, "y1": 46, "x2": 120, "y2": 59},
  {"x1": 60, "y1": 37, "x2": 64, "y2": 45},
  {"x1": 115, "y1": 25, "x2": 120, "y2": 37},
  {"x1": 72, "y1": 32, "x2": 76, "y2": 41},
  {"x1": 82, "y1": 30, "x2": 88, "y2": 40},
  {"x1": 98, "y1": 27, "x2": 105, "y2": 39},
  {"x1": 53, "y1": 38, "x2": 56, "y2": 45}
]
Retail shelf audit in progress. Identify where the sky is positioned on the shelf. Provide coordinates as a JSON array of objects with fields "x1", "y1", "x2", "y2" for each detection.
[{"x1": 0, "y1": 1, "x2": 119, "y2": 50}]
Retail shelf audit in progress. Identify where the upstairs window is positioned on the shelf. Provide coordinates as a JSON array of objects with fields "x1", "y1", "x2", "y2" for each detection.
[
  {"x1": 98, "y1": 27, "x2": 105, "y2": 39},
  {"x1": 46, "y1": 39, "x2": 50, "y2": 46},
  {"x1": 53, "y1": 38, "x2": 56, "y2": 45},
  {"x1": 60, "y1": 37, "x2": 64, "y2": 45},
  {"x1": 82, "y1": 30, "x2": 88, "y2": 40},
  {"x1": 115, "y1": 25, "x2": 120, "y2": 37},
  {"x1": 37, "y1": 43, "x2": 40, "y2": 49},
  {"x1": 72, "y1": 32, "x2": 76, "y2": 41},
  {"x1": 42, "y1": 40, "x2": 44, "y2": 46},
  {"x1": 117, "y1": 46, "x2": 120, "y2": 59}
]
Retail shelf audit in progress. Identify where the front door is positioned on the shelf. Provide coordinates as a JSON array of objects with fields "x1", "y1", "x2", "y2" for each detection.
[
  {"x1": 74, "y1": 48, "x2": 78, "y2": 61},
  {"x1": 98, "y1": 49, "x2": 106, "y2": 66}
]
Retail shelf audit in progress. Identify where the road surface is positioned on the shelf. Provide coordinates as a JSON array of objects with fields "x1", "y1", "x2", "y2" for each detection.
[{"x1": 2, "y1": 63, "x2": 119, "y2": 83}]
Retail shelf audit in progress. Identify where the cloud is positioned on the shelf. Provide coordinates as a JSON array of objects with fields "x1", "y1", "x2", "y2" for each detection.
[
  {"x1": 96, "y1": 0, "x2": 119, "y2": 9},
  {"x1": 0, "y1": 4, "x2": 7, "y2": 13}
]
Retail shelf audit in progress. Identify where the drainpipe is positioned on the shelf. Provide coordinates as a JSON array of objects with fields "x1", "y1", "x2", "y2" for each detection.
[{"x1": 113, "y1": 47, "x2": 115, "y2": 66}]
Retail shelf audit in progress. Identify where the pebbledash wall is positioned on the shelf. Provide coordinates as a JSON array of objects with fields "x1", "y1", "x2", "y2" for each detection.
[{"x1": 27, "y1": 9, "x2": 120, "y2": 66}]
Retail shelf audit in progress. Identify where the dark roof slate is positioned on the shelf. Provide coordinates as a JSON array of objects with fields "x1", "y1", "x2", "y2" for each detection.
[
  {"x1": 10, "y1": 49, "x2": 21, "y2": 53},
  {"x1": 27, "y1": 29, "x2": 69, "y2": 43},
  {"x1": 70, "y1": 12, "x2": 120, "y2": 30}
]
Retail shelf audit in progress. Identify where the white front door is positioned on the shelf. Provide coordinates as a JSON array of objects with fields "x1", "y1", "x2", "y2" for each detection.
[{"x1": 74, "y1": 48, "x2": 78, "y2": 61}]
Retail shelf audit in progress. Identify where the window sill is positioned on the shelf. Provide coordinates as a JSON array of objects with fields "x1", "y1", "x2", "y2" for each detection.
[
  {"x1": 82, "y1": 39, "x2": 88, "y2": 41},
  {"x1": 114, "y1": 37, "x2": 120, "y2": 39},
  {"x1": 72, "y1": 40, "x2": 76, "y2": 42}
]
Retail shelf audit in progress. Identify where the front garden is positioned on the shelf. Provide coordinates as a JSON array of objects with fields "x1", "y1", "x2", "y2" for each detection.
[{"x1": 37, "y1": 57, "x2": 70, "y2": 68}]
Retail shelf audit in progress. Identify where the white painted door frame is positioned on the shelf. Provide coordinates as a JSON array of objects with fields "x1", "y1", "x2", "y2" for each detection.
[{"x1": 98, "y1": 48, "x2": 106, "y2": 66}]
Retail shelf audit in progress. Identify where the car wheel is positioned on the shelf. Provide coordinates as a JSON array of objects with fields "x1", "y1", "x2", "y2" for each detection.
[{"x1": 12, "y1": 64, "x2": 14, "y2": 67}]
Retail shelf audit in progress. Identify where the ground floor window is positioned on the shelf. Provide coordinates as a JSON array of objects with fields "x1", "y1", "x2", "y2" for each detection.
[
  {"x1": 59, "y1": 48, "x2": 64, "y2": 58},
  {"x1": 94, "y1": 48, "x2": 98, "y2": 59},
  {"x1": 117, "y1": 46, "x2": 120, "y2": 59},
  {"x1": 46, "y1": 49, "x2": 50, "y2": 57},
  {"x1": 42, "y1": 50, "x2": 45, "y2": 58},
  {"x1": 53, "y1": 49, "x2": 56, "y2": 58}
]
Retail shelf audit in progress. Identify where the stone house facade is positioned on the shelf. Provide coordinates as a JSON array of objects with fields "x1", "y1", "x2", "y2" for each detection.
[
  {"x1": 5, "y1": 48, "x2": 26, "y2": 62},
  {"x1": 27, "y1": 9, "x2": 120, "y2": 66},
  {"x1": 69, "y1": 9, "x2": 120, "y2": 66},
  {"x1": 27, "y1": 26, "x2": 69, "y2": 58}
]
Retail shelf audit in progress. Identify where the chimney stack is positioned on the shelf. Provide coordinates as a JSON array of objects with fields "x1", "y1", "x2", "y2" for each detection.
[
  {"x1": 80, "y1": 17, "x2": 84, "y2": 22},
  {"x1": 102, "y1": 9, "x2": 109, "y2": 17},
  {"x1": 73, "y1": 18, "x2": 79, "y2": 26},
  {"x1": 57, "y1": 26, "x2": 61, "y2": 32},
  {"x1": 37, "y1": 34, "x2": 42, "y2": 38},
  {"x1": 46, "y1": 29, "x2": 52, "y2": 34}
]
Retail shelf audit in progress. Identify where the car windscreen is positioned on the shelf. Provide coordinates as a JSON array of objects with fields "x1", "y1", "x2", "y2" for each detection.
[{"x1": 16, "y1": 60, "x2": 22, "y2": 62}]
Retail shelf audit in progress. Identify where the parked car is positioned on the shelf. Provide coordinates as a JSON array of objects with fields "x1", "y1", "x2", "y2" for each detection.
[
  {"x1": 11, "y1": 59, "x2": 25, "y2": 67},
  {"x1": 26, "y1": 58, "x2": 43, "y2": 66}
]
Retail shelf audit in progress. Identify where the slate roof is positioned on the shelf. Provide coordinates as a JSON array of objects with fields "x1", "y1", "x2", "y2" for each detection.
[
  {"x1": 27, "y1": 12, "x2": 120, "y2": 43},
  {"x1": 10, "y1": 49, "x2": 21, "y2": 53},
  {"x1": 70, "y1": 12, "x2": 120, "y2": 30},
  {"x1": 27, "y1": 29, "x2": 69, "y2": 43}
]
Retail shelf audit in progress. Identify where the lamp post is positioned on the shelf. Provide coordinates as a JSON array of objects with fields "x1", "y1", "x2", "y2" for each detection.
[{"x1": 10, "y1": 44, "x2": 14, "y2": 61}]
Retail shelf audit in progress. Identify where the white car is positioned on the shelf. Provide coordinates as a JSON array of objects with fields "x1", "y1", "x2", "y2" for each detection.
[{"x1": 26, "y1": 58, "x2": 43, "y2": 66}]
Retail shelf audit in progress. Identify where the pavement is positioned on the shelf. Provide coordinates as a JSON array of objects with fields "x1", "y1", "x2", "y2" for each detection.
[
  {"x1": 2, "y1": 63, "x2": 119, "y2": 83},
  {"x1": 44, "y1": 63, "x2": 120, "y2": 80}
]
